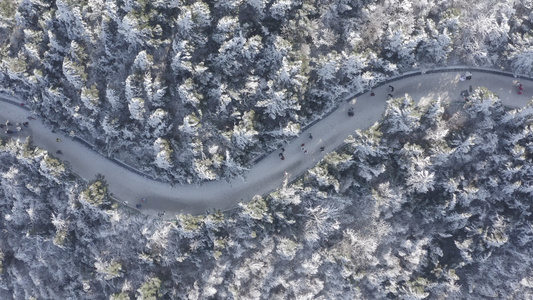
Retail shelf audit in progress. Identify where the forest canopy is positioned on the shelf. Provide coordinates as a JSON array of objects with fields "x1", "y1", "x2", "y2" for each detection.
[
  {"x1": 2, "y1": 0, "x2": 533, "y2": 299},
  {"x1": 3, "y1": 92, "x2": 533, "y2": 298},
  {"x1": 1, "y1": 0, "x2": 532, "y2": 183}
]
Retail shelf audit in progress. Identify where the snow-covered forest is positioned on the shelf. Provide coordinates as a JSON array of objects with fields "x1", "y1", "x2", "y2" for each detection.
[
  {"x1": 3, "y1": 91, "x2": 533, "y2": 298},
  {"x1": 1, "y1": 0, "x2": 532, "y2": 182},
  {"x1": 3, "y1": 0, "x2": 533, "y2": 299}
]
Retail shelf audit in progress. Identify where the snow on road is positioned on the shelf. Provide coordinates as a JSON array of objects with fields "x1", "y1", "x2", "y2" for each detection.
[{"x1": 1, "y1": 69, "x2": 532, "y2": 217}]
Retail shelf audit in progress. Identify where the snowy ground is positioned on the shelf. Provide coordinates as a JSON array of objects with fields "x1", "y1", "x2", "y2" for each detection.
[{"x1": 1, "y1": 69, "x2": 532, "y2": 217}]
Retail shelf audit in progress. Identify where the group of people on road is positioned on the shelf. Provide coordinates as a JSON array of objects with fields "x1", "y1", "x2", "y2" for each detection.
[
  {"x1": 514, "y1": 80, "x2": 525, "y2": 95},
  {"x1": 460, "y1": 71, "x2": 473, "y2": 81},
  {"x1": 279, "y1": 132, "x2": 327, "y2": 160},
  {"x1": 369, "y1": 85, "x2": 395, "y2": 100},
  {"x1": 301, "y1": 143, "x2": 308, "y2": 154},
  {"x1": 1, "y1": 118, "x2": 31, "y2": 135},
  {"x1": 135, "y1": 197, "x2": 147, "y2": 209},
  {"x1": 1, "y1": 115, "x2": 67, "y2": 155},
  {"x1": 123, "y1": 198, "x2": 165, "y2": 217}
]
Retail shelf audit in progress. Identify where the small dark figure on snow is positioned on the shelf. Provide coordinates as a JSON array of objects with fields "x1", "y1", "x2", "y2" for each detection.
[
  {"x1": 389, "y1": 85, "x2": 394, "y2": 92},
  {"x1": 56, "y1": 138, "x2": 61, "y2": 142},
  {"x1": 308, "y1": 133, "x2": 313, "y2": 139},
  {"x1": 281, "y1": 156, "x2": 285, "y2": 160},
  {"x1": 23, "y1": 122, "x2": 29, "y2": 127},
  {"x1": 370, "y1": 91, "x2": 375, "y2": 96},
  {"x1": 56, "y1": 150, "x2": 62, "y2": 155},
  {"x1": 320, "y1": 147, "x2": 325, "y2": 152},
  {"x1": 136, "y1": 204, "x2": 142, "y2": 209},
  {"x1": 304, "y1": 150, "x2": 308, "y2": 154},
  {"x1": 279, "y1": 153, "x2": 283, "y2": 158},
  {"x1": 281, "y1": 147, "x2": 285, "y2": 152},
  {"x1": 465, "y1": 71, "x2": 472, "y2": 80},
  {"x1": 387, "y1": 94, "x2": 393, "y2": 99}
]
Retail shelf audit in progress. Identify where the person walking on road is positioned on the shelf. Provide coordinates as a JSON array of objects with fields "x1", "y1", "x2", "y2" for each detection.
[
  {"x1": 56, "y1": 138, "x2": 61, "y2": 142},
  {"x1": 389, "y1": 85, "x2": 394, "y2": 92}
]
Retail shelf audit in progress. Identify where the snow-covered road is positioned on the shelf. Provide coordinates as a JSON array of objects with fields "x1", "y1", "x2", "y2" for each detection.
[{"x1": 1, "y1": 68, "x2": 532, "y2": 216}]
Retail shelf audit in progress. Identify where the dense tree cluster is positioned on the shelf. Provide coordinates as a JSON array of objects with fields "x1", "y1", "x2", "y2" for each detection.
[
  {"x1": 1, "y1": 0, "x2": 532, "y2": 183},
  {"x1": 3, "y1": 91, "x2": 533, "y2": 298}
]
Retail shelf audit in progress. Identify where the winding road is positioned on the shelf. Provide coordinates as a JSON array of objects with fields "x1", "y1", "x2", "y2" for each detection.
[{"x1": 1, "y1": 67, "x2": 532, "y2": 217}]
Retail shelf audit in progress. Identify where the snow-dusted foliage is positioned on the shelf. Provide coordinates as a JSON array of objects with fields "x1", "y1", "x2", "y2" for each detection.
[
  {"x1": 1, "y1": 0, "x2": 533, "y2": 295},
  {"x1": 4, "y1": 90, "x2": 533, "y2": 298},
  {"x1": 153, "y1": 138, "x2": 173, "y2": 169},
  {"x1": 2, "y1": 0, "x2": 532, "y2": 184}
]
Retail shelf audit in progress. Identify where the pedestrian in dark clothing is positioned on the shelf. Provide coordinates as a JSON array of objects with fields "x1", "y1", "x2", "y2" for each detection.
[
  {"x1": 281, "y1": 156, "x2": 285, "y2": 160},
  {"x1": 279, "y1": 153, "x2": 283, "y2": 158},
  {"x1": 387, "y1": 94, "x2": 393, "y2": 99},
  {"x1": 320, "y1": 147, "x2": 325, "y2": 152},
  {"x1": 281, "y1": 148, "x2": 285, "y2": 152},
  {"x1": 370, "y1": 91, "x2": 375, "y2": 96},
  {"x1": 136, "y1": 204, "x2": 142, "y2": 209},
  {"x1": 309, "y1": 133, "x2": 313, "y2": 139},
  {"x1": 389, "y1": 85, "x2": 394, "y2": 92},
  {"x1": 23, "y1": 122, "x2": 28, "y2": 127},
  {"x1": 56, "y1": 138, "x2": 61, "y2": 142},
  {"x1": 304, "y1": 150, "x2": 308, "y2": 154}
]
